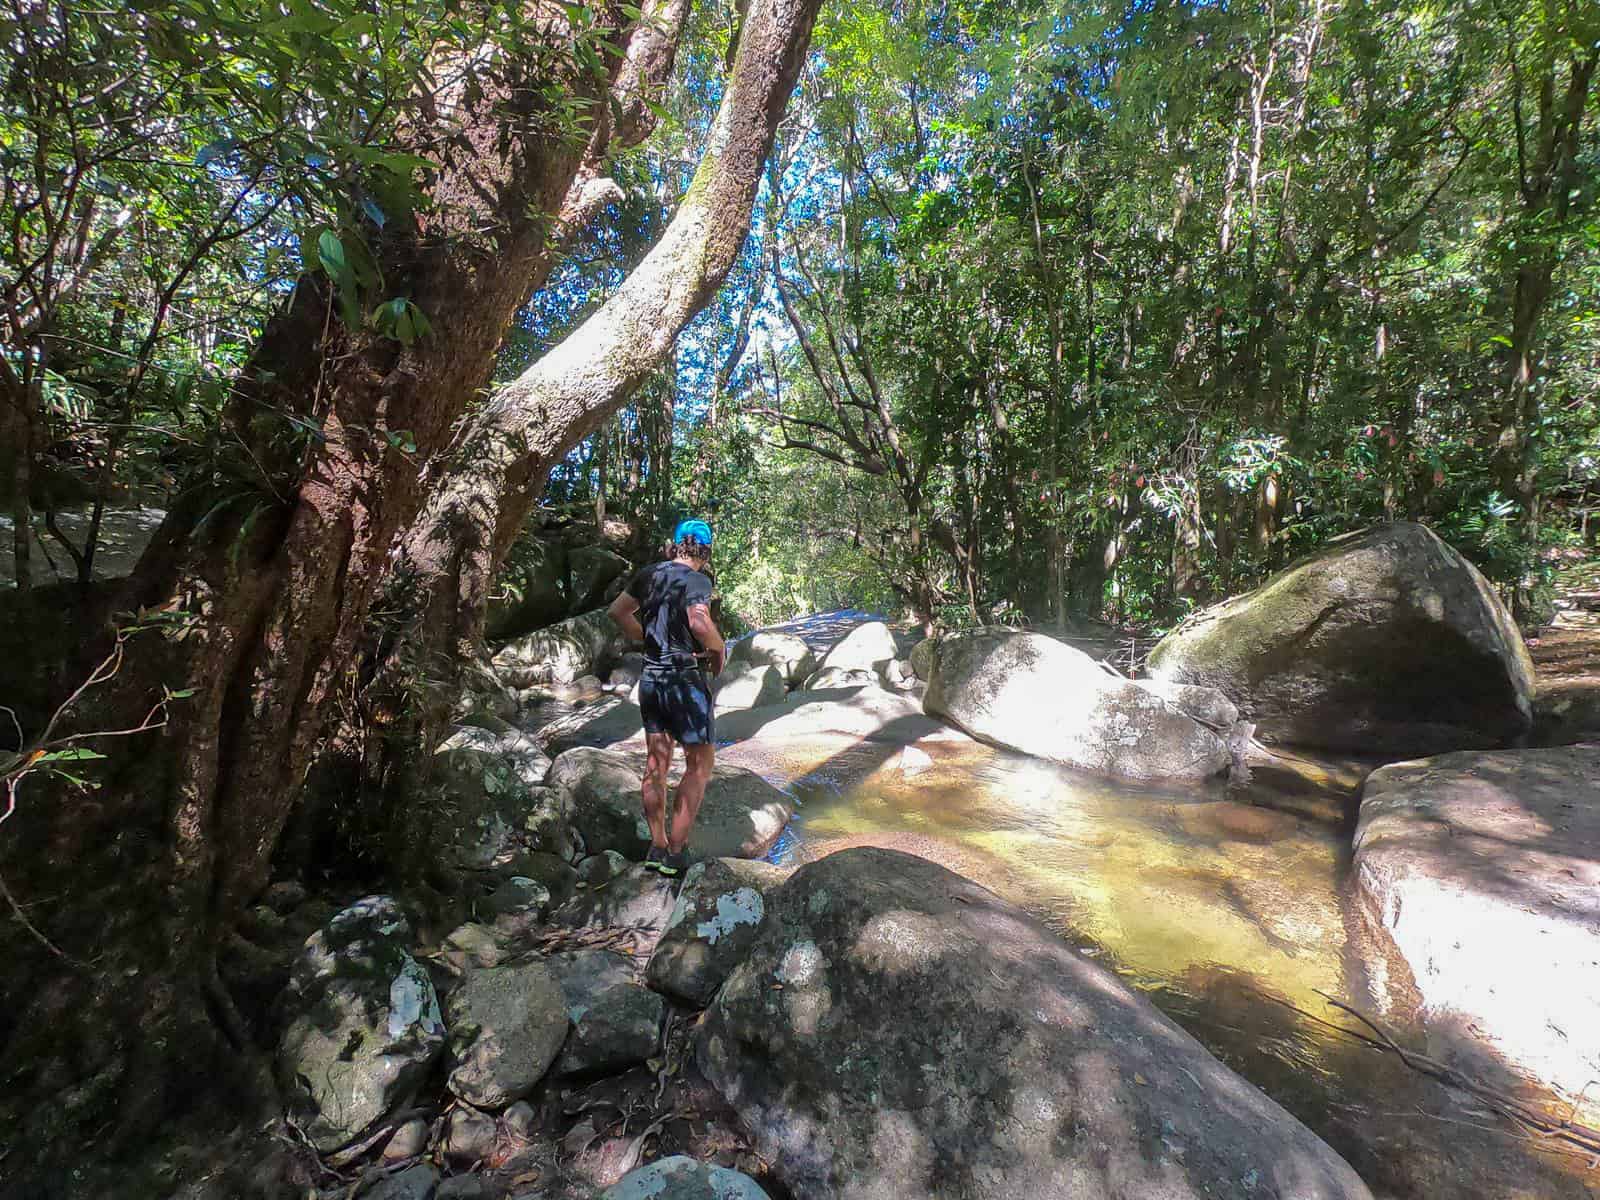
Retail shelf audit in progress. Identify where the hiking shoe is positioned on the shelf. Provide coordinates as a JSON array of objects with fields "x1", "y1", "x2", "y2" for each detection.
[
  {"x1": 643, "y1": 845, "x2": 669, "y2": 873},
  {"x1": 656, "y1": 850, "x2": 689, "y2": 878}
]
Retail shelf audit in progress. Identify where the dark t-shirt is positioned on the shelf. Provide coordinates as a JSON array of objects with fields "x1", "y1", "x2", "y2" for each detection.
[{"x1": 626, "y1": 560, "x2": 713, "y2": 665}]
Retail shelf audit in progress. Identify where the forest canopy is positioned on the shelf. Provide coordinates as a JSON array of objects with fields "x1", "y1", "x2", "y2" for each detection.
[{"x1": 5, "y1": 0, "x2": 1597, "y2": 633}]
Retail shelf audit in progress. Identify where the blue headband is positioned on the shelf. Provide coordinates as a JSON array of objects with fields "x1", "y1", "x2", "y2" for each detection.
[{"x1": 674, "y1": 518, "x2": 713, "y2": 547}]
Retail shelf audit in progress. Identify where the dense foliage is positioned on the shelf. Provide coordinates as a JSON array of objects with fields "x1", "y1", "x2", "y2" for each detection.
[
  {"x1": 544, "y1": 0, "x2": 1599, "y2": 631},
  {"x1": 4, "y1": 0, "x2": 1596, "y2": 631}
]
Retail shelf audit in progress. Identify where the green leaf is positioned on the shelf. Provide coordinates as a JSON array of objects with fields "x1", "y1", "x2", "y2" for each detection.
[
  {"x1": 38, "y1": 748, "x2": 108, "y2": 763},
  {"x1": 316, "y1": 230, "x2": 348, "y2": 279}
]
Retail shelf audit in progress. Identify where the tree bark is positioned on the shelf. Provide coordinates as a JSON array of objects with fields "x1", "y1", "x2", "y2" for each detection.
[
  {"x1": 0, "y1": 1, "x2": 691, "y2": 1173},
  {"x1": 389, "y1": 0, "x2": 823, "y2": 666}
]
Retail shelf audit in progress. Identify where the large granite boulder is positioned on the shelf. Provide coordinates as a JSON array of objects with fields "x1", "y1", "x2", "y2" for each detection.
[
  {"x1": 1147, "y1": 522, "x2": 1534, "y2": 755},
  {"x1": 800, "y1": 666, "x2": 880, "y2": 692},
  {"x1": 494, "y1": 609, "x2": 629, "y2": 687},
  {"x1": 601, "y1": 1157, "x2": 771, "y2": 1200},
  {"x1": 433, "y1": 725, "x2": 556, "y2": 870},
  {"x1": 715, "y1": 661, "x2": 786, "y2": 712},
  {"x1": 277, "y1": 897, "x2": 446, "y2": 1151},
  {"x1": 569, "y1": 546, "x2": 633, "y2": 613},
  {"x1": 907, "y1": 636, "x2": 937, "y2": 681},
  {"x1": 813, "y1": 621, "x2": 898, "y2": 677},
  {"x1": 545, "y1": 747, "x2": 794, "y2": 859},
  {"x1": 487, "y1": 537, "x2": 570, "y2": 640},
  {"x1": 445, "y1": 959, "x2": 570, "y2": 1108},
  {"x1": 699, "y1": 849, "x2": 1370, "y2": 1200},
  {"x1": 925, "y1": 628, "x2": 1232, "y2": 780},
  {"x1": 731, "y1": 631, "x2": 816, "y2": 687},
  {"x1": 647, "y1": 858, "x2": 791, "y2": 1007},
  {"x1": 1354, "y1": 745, "x2": 1600, "y2": 1110}
]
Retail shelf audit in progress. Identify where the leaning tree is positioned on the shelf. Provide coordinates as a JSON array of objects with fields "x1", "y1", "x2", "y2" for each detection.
[{"x1": 0, "y1": 0, "x2": 822, "y2": 1182}]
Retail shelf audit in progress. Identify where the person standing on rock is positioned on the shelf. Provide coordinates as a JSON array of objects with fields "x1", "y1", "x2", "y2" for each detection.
[{"x1": 607, "y1": 519, "x2": 726, "y2": 877}]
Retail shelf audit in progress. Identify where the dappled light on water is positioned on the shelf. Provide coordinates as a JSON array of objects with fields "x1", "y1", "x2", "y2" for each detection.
[{"x1": 758, "y1": 738, "x2": 1592, "y2": 1200}]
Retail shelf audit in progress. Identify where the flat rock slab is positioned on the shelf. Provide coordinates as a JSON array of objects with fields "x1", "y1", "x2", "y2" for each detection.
[
  {"x1": 1355, "y1": 745, "x2": 1600, "y2": 1113},
  {"x1": 699, "y1": 847, "x2": 1371, "y2": 1200}
]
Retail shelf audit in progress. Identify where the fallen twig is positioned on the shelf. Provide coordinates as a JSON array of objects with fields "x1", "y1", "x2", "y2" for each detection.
[{"x1": 1281, "y1": 991, "x2": 1600, "y2": 1165}]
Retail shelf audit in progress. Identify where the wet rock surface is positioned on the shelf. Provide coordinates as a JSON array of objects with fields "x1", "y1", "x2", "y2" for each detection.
[
  {"x1": 1147, "y1": 522, "x2": 1534, "y2": 755},
  {"x1": 925, "y1": 627, "x2": 1233, "y2": 780},
  {"x1": 1355, "y1": 745, "x2": 1600, "y2": 1114},
  {"x1": 600, "y1": 1156, "x2": 771, "y2": 1199},
  {"x1": 699, "y1": 848, "x2": 1372, "y2": 1200}
]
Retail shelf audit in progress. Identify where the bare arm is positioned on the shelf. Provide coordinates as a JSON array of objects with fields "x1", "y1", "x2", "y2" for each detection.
[
  {"x1": 687, "y1": 602, "x2": 726, "y2": 675},
  {"x1": 609, "y1": 591, "x2": 645, "y2": 643}
]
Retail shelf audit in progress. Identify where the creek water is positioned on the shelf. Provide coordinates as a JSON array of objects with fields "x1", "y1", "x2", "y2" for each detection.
[
  {"x1": 742, "y1": 731, "x2": 1592, "y2": 1200},
  {"x1": 522, "y1": 608, "x2": 1592, "y2": 1196}
]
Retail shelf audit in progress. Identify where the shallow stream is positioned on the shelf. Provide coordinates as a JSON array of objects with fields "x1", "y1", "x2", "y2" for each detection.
[{"x1": 741, "y1": 732, "x2": 1592, "y2": 1200}]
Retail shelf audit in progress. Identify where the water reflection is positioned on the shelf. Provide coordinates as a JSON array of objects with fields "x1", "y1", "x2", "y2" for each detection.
[{"x1": 772, "y1": 741, "x2": 1591, "y2": 1199}]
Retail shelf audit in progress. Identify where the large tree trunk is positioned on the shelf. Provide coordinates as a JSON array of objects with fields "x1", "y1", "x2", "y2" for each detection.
[
  {"x1": 0, "y1": 2, "x2": 691, "y2": 1181},
  {"x1": 349, "y1": 0, "x2": 820, "y2": 894},
  {"x1": 389, "y1": 0, "x2": 823, "y2": 664}
]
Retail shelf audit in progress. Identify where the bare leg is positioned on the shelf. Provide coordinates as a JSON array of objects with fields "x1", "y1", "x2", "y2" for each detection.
[
  {"x1": 642, "y1": 732, "x2": 675, "y2": 849},
  {"x1": 669, "y1": 743, "x2": 716, "y2": 853}
]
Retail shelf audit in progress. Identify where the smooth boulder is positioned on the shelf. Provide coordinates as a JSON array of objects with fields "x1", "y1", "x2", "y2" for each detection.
[
  {"x1": 731, "y1": 631, "x2": 817, "y2": 687},
  {"x1": 813, "y1": 621, "x2": 898, "y2": 677},
  {"x1": 601, "y1": 1157, "x2": 771, "y2": 1200},
  {"x1": 925, "y1": 628, "x2": 1231, "y2": 780},
  {"x1": 445, "y1": 959, "x2": 570, "y2": 1108},
  {"x1": 715, "y1": 661, "x2": 787, "y2": 712},
  {"x1": 1147, "y1": 522, "x2": 1534, "y2": 754},
  {"x1": 494, "y1": 608, "x2": 628, "y2": 687},
  {"x1": 277, "y1": 897, "x2": 446, "y2": 1151},
  {"x1": 699, "y1": 849, "x2": 1370, "y2": 1200},
  {"x1": 1354, "y1": 745, "x2": 1600, "y2": 1108},
  {"x1": 545, "y1": 747, "x2": 794, "y2": 859}
]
